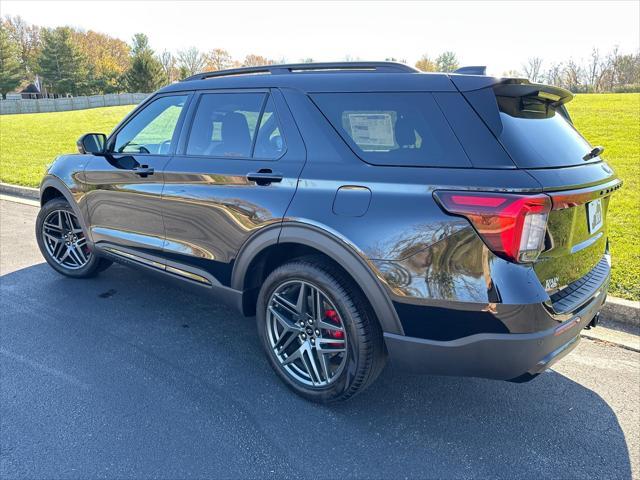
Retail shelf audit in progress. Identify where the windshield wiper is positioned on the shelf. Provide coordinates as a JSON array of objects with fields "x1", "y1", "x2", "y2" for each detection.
[{"x1": 583, "y1": 146, "x2": 604, "y2": 161}]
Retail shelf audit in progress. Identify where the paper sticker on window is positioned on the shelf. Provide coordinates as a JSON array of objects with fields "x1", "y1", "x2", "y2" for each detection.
[{"x1": 347, "y1": 113, "x2": 395, "y2": 150}]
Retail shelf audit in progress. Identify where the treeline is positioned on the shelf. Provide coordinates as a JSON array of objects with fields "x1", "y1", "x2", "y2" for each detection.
[
  {"x1": 0, "y1": 16, "x2": 281, "y2": 98},
  {"x1": 1, "y1": 15, "x2": 638, "y2": 99},
  {"x1": 415, "y1": 49, "x2": 640, "y2": 93}
]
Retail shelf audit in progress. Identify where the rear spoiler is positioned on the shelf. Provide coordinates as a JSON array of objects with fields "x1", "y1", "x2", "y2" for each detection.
[
  {"x1": 451, "y1": 77, "x2": 574, "y2": 136},
  {"x1": 492, "y1": 79, "x2": 573, "y2": 106}
]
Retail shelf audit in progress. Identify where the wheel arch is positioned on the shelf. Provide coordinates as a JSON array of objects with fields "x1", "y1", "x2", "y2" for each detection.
[
  {"x1": 39, "y1": 175, "x2": 93, "y2": 246},
  {"x1": 232, "y1": 222, "x2": 404, "y2": 335}
]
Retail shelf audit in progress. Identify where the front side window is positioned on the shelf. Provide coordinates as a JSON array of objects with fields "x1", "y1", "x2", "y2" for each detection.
[
  {"x1": 311, "y1": 92, "x2": 471, "y2": 167},
  {"x1": 113, "y1": 95, "x2": 187, "y2": 154}
]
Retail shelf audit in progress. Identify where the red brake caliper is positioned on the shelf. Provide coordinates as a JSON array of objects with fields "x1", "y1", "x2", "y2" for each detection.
[{"x1": 324, "y1": 309, "x2": 344, "y2": 346}]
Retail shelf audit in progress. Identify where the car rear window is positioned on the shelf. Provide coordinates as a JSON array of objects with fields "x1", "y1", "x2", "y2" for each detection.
[
  {"x1": 495, "y1": 95, "x2": 595, "y2": 169},
  {"x1": 311, "y1": 93, "x2": 471, "y2": 167}
]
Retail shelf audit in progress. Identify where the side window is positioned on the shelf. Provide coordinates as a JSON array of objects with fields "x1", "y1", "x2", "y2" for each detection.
[
  {"x1": 186, "y1": 93, "x2": 265, "y2": 158},
  {"x1": 253, "y1": 95, "x2": 286, "y2": 159},
  {"x1": 113, "y1": 95, "x2": 187, "y2": 154},
  {"x1": 311, "y1": 92, "x2": 471, "y2": 167}
]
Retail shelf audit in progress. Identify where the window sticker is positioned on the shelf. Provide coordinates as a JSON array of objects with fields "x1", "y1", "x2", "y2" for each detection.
[{"x1": 346, "y1": 112, "x2": 395, "y2": 150}]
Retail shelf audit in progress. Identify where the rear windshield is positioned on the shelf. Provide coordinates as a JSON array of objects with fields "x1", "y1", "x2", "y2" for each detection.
[
  {"x1": 496, "y1": 95, "x2": 595, "y2": 169},
  {"x1": 311, "y1": 92, "x2": 471, "y2": 167}
]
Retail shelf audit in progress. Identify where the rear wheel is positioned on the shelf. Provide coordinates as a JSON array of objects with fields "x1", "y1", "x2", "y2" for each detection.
[
  {"x1": 257, "y1": 257, "x2": 386, "y2": 403},
  {"x1": 36, "y1": 198, "x2": 111, "y2": 278}
]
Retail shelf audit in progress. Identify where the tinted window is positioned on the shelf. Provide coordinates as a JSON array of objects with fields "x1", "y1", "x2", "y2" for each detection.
[
  {"x1": 186, "y1": 93, "x2": 265, "y2": 158},
  {"x1": 253, "y1": 95, "x2": 286, "y2": 159},
  {"x1": 497, "y1": 96, "x2": 594, "y2": 168},
  {"x1": 113, "y1": 95, "x2": 187, "y2": 154},
  {"x1": 312, "y1": 92, "x2": 471, "y2": 167}
]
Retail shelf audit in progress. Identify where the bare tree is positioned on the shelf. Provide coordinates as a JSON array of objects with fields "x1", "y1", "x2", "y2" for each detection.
[
  {"x1": 562, "y1": 59, "x2": 583, "y2": 92},
  {"x1": 205, "y1": 48, "x2": 233, "y2": 71},
  {"x1": 159, "y1": 50, "x2": 176, "y2": 83},
  {"x1": 544, "y1": 63, "x2": 563, "y2": 86},
  {"x1": 522, "y1": 57, "x2": 543, "y2": 82},
  {"x1": 177, "y1": 47, "x2": 206, "y2": 77}
]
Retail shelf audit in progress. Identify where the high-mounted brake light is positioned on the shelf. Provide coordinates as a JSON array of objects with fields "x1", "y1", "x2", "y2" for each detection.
[{"x1": 434, "y1": 191, "x2": 552, "y2": 263}]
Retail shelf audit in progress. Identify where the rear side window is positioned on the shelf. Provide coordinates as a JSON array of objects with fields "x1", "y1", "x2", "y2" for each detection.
[
  {"x1": 186, "y1": 92, "x2": 286, "y2": 159},
  {"x1": 187, "y1": 93, "x2": 265, "y2": 158},
  {"x1": 497, "y1": 96, "x2": 593, "y2": 168},
  {"x1": 311, "y1": 93, "x2": 471, "y2": 167}
]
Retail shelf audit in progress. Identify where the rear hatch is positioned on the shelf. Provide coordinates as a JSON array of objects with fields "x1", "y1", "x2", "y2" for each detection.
[{"x1": 455, "y1": 77, "x2": 622, "y2": 300}]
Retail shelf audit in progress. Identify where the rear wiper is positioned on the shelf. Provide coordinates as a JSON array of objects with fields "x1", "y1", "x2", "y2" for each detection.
[{"x1": 583, "y1": 146, "x2": 604, "y2": 161}]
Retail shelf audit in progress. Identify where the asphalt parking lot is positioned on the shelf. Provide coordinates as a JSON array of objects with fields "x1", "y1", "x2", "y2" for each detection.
[{"x1": 1, "y1": 198, "x2": 639, "y2": 479}]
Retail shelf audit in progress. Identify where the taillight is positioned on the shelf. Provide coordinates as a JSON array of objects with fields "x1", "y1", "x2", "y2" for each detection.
[{"x1": 434, "y1": 191, "x2": 551, "y2": 263}]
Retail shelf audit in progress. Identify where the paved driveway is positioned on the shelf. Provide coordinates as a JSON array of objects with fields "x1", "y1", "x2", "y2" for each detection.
[{"x1": 1, "y1": 199, "x2": 638, "y2": 479}]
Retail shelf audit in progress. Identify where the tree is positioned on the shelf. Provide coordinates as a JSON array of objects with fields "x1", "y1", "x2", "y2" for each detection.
[
  {"x1": 205, "y1": 48, "x2": 233, "y2": 71},
  {"x1": 123, "y1": 33, "x2": 166, "y2": 92},
  {"x1": 37, "y1": 27, "x2": 89, "y2": 95},
  {"x1": 2, "y1": 15, "x2": 41, "y2": 78},
  {"x1": 435, "y1": 51, "x2": 459, "y2": 72},
  {"x1": 0, "y1": 27, "x2": 23, "y2": 98},
  {"x1": 73, "y1": 29, "x2": 130, "y2": 93},
  {"x1": 522, "y1": 57, "x2": 543, "y2": 82},
  {"x1": 177, "y1": 47, "x2": 206, "y2": 77},
  {"x1": 502, "y1": 69, "x2": 523, "y2": 78},
  {"x1": 159, "y1": 50, "x2": 177, "y2": 83},
  {"x1": 544, "y1": 63, "x2": 563, "y2": 86},
  {"x1": 415, "y1": 54, "x2": 437, "y2": 72},
  {"x1": 562, "y1": 59, "x2": 583, "y2": 92},
  {"x1": 242, "y1": 54, "x2": 272, "y2": 67}
]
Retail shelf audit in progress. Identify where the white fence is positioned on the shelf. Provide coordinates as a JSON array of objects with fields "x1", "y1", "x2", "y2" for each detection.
[{"x1": 0, "y1": 93, "x2": 149, "y2": 115}]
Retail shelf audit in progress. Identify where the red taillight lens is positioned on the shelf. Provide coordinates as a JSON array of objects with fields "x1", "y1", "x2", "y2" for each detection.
[{"x1": 434, "y1": 191, "x2": 551, "y2": 263}]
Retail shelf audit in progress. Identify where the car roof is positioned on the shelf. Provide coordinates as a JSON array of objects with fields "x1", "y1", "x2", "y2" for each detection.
[{"x1": 157, "y1": 62, "x2": 499, "y2": 95}]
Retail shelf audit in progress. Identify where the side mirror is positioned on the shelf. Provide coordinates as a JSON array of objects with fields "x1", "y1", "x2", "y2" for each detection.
[{"x1": 77, "y1": 133, "x2": 106, "y2": 154}]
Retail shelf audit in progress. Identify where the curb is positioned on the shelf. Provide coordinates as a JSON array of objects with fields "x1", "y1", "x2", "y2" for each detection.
[
  {"x1": 601, "y1": 297, "x2": 639, "y2": 327},
  {"x1": 0, "y1": 182, "x2": 39, "y2": 200},
  {"x1": 0, "y1": 183, "x2": 638, "y2": 329}
]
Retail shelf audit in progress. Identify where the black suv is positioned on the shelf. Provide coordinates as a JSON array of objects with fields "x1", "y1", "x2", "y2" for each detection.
[{"x1": 36, "y1": 62, "x2": 621, "y2": 402}]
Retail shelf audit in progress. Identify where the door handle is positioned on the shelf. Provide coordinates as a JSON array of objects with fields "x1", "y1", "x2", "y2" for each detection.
[
  {"x1": 133, "y1": 165, "x2": 154, "y2": 177},
  {"x1": 247, "y1": 169, "x2": 283, "y2": 186}
]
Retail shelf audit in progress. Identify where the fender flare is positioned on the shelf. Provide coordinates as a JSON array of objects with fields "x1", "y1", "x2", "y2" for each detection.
[
  {"x1": 231, "y1": 222, "x2": 404, "y2": 335},
  {"x1": 39, "y1": 175, "x2": 94, "y2": 247}
]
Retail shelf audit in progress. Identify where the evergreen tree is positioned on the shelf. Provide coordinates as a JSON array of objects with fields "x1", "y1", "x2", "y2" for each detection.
[
  {"x1": 0, "y1": 27, "x2": 23, "y2": 98},
  {"x1": 37, "y1": 27, "x2": 89, "y2": 95},
  {"x1": 123, "y1": 33, "x2": 166, "y2": 92},
  {"x1": 435, "y1": 51, "x2": 459, "y2": 73}
]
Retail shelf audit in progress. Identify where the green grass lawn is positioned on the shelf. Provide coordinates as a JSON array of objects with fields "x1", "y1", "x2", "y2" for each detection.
[
  {"x1": 0, "y1": 105, "x2": 135, "y2": 187},
  {"x1": 0, "y1": 94, "x2": 638, "y2": 299},
  {"x1": 568, "y1": 94, "x2": 640, "y2": 301}
]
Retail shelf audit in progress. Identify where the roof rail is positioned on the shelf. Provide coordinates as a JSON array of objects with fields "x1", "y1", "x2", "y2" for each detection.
[
  {"x1": 182, "y1": 61, "x2": 418, "y2": 81},
  {"x1": 453, "y1": 66, "x2": 487, "y2": 76}
]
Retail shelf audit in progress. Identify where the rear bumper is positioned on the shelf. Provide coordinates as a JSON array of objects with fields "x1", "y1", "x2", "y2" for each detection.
[{"x1": 384, "y1": 284, "x2": 606, "y2": 381}]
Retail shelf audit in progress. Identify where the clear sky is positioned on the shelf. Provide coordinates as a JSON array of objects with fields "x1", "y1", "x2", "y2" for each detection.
[{"x1": 2, "y1": 0, "x2": 639, "y2": 75}]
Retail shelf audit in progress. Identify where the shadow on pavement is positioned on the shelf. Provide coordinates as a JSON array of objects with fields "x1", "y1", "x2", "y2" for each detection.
[{"x1": 1, "y1": 262, "x2": 632, "y2": 479}]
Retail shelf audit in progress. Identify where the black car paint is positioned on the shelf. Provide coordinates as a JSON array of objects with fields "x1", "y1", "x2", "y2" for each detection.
[{"x1": 40, "y1": 64, "x2": 620, "y2": 381}]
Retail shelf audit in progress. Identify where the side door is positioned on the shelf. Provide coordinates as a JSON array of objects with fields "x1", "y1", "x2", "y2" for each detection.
[
  {"x1": 161, "y1": 89, "x2": 306, "y2": 286},
  {"x1": 84, "y1": 93, "x2": 191, "y2": 258}
]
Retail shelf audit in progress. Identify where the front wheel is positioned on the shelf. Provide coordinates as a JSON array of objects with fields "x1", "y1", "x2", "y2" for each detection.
[
  {"x1": 36, "y1": 198, "x2": 112, "y2": 278},
  {"x1": 256, "y1": 257, "x2": 386, "y2": 403}
]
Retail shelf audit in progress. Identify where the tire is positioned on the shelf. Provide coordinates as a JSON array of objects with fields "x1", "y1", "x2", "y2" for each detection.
[
  {"x1": 36, "y1": 198, "x2": 112, "y2": 278},
  {"x1": 256, "y1": 256, "x2": 386, "y2": 403}
]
